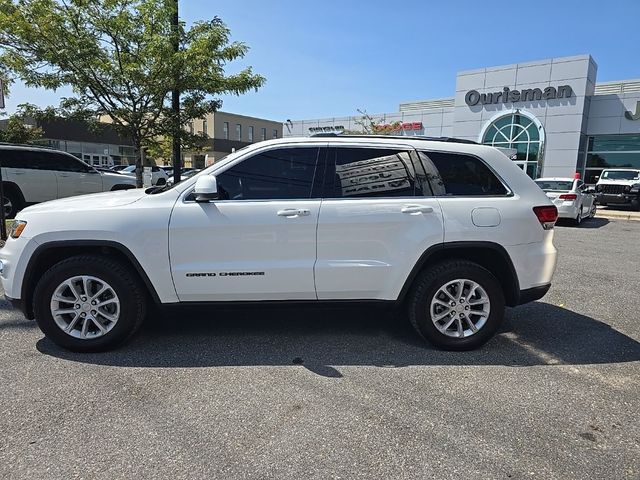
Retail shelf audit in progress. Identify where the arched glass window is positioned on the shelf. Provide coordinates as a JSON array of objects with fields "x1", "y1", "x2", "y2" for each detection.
[{"x1": 481, "y1": 112, "x2": 543, "y2": 178}]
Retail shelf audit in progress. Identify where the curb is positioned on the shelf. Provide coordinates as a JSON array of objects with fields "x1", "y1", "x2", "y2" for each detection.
[{"x1": 595, "y1": 211, "x2": 640, "y2": 222}]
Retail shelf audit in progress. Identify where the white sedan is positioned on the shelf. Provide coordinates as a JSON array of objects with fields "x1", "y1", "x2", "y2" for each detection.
[
  {"x1": 534, "y1": 177, "x2": 596, "y2": 226},
  {"x1": 119, "y1": 165, "x2": 168, "y2": 186}
]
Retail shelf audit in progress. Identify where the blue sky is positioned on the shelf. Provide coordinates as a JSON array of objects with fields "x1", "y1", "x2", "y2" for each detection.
[{"x1": 5, "y1": 0, "x2": 640, "y2": 120}]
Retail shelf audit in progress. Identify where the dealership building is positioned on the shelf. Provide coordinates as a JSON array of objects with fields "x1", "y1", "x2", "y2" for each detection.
[{"x1": 283, "y1": 55, "x2": 640, "y2": 183}]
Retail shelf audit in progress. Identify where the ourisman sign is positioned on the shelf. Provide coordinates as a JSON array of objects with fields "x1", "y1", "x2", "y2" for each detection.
[{"x1": 465, "y1": 85, "x2": 573, "y2": 106}]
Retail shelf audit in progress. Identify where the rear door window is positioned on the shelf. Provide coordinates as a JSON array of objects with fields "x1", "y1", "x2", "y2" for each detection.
[
  {"x1": 418, "y1": 151, "x2": 508, "y2": 196},
  {"x1": 324, "y1": 147, "x2": 428, "y2": 198}
]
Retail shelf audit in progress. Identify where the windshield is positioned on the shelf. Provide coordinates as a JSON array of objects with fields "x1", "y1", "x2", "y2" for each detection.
[
  {"x1": 122, "y1": 165, "x2": 136, "y2": 173},
  {"x1": 534, "y1": 180, "x2": 573, "y2": 191},
  {"x1": 601, "y1": 170, "x2": 640, "y2": 180}
]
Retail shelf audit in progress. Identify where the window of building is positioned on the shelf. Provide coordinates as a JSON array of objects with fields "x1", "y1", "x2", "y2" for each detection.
[
  {"x1": 236, "y1": 124, "x2": 242, "y2": 141},
  {"x1": 481, "y1": 112, "x2": 543, "y2": 179},
  {"x1": 273, "y1": 129, "x2": 278, "y2": 139},
  {"x1": 216, "y1": 147, "x2": 320, "y2": 200},
  {"x1": 261, "y1": 128, "x2": 267, "y2": 141},
  {"x1": 584, "y1": 134, "x2": 640, "y2": 184},
  {"x1": 421, "y1": 151, "x2": 508, "y2": 196},
  {"x1": 189, "y1": 122, "x2": 194, "y2": 134},
  {"x1": 202, "y1": 119, "x2": 207, "y2": 136},
  {"x1": 324, "y1": 148, "x2": 424, "y2": 198},
  {"x1": 223, "y1": 122, "x2": 229, "y2": 140},
  {"x1": 248, "y1": 126, "x2": 254, "y2": 142}
]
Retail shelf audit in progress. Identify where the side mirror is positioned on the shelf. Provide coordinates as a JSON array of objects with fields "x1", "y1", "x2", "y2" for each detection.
[
  {"x1": 194, "y1": 175, "x2": 218, "y2": 202},
  {"x1": 594, "y1": 176, "x2": 600, "y2": 181},
  {"x1": 584, "y1": 186, "x2": 596, "y2": 194}
]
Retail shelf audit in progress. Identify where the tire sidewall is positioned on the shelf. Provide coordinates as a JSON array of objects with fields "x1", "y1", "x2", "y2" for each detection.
[
  {"x1": 34, "y1": 259, "x2": 142, "y2": 351},
  {"x1": 412, "y1": 263, "x2": 505, "y2": 350}
]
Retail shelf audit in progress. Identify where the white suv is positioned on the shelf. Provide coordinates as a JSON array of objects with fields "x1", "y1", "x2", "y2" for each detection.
[
  {"x1": 0, "y1": 144, "x2": 137, "y2": 218},
  {"x1": 0, "y1": 136, "x2": 558, "y2": 352}
]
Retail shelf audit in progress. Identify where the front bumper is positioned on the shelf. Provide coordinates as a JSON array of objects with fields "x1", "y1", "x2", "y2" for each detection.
[
  {"x1": 4, "y1": 294, "x2": 27, "y2": 317},
  {"x1": 516, "y1": 283, "x2": 551, "y2": 305},
  {"x1": 596, "y1": 193, "x2": 637, "y2": 204}
]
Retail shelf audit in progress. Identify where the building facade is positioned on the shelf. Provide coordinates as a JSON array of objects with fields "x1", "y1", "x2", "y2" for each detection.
[
  {"x1": 284, "y1": 55, "x2": 640, "y2": 183},
  {"x1": 185, "y1": 111, "x2": 283, "y2": 168}
]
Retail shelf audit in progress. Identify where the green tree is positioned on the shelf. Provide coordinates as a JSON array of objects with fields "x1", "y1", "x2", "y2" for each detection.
[
  {"x1": 0, "y1": 0, "x2": 265, "y2": 186},
  {"x1": 0, "y1": 103, "x2": 46, "y2": 144}
]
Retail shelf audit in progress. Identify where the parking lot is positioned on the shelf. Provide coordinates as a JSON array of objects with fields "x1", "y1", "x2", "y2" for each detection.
[{"x1": 0, "y1": 219, "x2": 638, "y2": 480}]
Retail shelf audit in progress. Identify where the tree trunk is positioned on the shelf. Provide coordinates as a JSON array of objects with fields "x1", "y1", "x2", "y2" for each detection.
[{"x1": 135, "y1": 142, "x2": 143, "y2": 188}]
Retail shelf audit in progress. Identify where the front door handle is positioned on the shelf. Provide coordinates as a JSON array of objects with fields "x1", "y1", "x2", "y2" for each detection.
[
  {"x1": 401, "y1": 205, "x2": 434, "y2": 214},
  {"x1": 277, "y1": 208, "x2": 310, "y2": 217}
]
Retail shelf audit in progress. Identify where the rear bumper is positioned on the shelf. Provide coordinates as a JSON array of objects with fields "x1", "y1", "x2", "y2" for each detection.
[
  {"x1": 516, "y1": 283, "x2": 551, "y2": 305},
  {"x1": 556, "y1": 203, "x2": 579, "y2": 219}
]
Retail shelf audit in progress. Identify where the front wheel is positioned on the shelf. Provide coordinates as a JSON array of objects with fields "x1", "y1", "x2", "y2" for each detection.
[
  {"x1": 407, "y1": 260, "x2": 505, "y2": 350},
  {"x1": 33, "y1": 255, "x2": 146, "y2": 352}
]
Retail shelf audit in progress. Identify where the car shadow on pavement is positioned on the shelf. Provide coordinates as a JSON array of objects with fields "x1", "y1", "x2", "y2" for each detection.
[
  {"x1": 556, "y1": 218, "x2": 609, "y2": 229},
  {"x1": 35, "y1": 301, "x2": 640, "y2": 376}
]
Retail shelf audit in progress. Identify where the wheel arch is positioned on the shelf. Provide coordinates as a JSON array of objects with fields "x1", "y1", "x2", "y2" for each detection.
[
  {"x1": 398, "y1": 241, "x2": 521, "y2": 307},
  {"x1": 21, "y1": 240, "x2": 161, "y2": 319}
]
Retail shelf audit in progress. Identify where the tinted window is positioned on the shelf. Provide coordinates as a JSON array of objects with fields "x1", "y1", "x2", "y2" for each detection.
[
  {"x1": 325, "y1": 148, "x2": 423, "y2": 198},
  {"x1": 216, "y1": 147, "x2": 319, "y2": 200},
  {"x1": 47, "y1": 153, "x2": 92, "y2": 172},
  {"x1": 420, "y1": 151, "x2": 508, "y2": 196},
  {"x1": 0, "y1": 149, "x2": 89, "y2": 172},
  {"x1": 0, "y1": 149, "x2": 25, "y2": 168}
]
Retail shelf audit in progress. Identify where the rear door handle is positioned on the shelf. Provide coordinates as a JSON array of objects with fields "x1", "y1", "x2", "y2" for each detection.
[
  {"x1": 401, "y1": 205, "x2": 434, "y2": 214},
  {"x1": 277, "y1": 208, "x2": 310, "y2": 217}
]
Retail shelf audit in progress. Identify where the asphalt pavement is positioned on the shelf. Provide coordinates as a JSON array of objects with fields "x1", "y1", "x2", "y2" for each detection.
[{"x1": 1, "y1": 218, "x2": 639, "y2": 479}]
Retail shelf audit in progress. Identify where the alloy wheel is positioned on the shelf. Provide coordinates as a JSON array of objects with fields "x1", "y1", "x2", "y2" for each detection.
[
  {"x1": 50, "y1": 275, "x2": 120, "y2": 339},
  {"x1": 429, "y1": 279, "x2": 490, "y2": 338}
]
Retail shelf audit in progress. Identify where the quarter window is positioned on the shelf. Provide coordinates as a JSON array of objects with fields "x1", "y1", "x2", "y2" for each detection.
[
  {"x1": 324, "y1": 148, "x2": 423, "y2": 198},
  {"x1": 420, "y1": 151, "x2": 508, "y2": 196},
  {"x1": 216, "y1": 147, "x2": 320, "y2": 200}
]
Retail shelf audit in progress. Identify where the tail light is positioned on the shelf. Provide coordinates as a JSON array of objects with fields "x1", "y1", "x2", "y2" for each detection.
[
  {"x1": 558, "y1": 193, "x2": 577, "y2": 200},
  {"x1": 533, "y1": 206, "x2": 558, "y2": 230}
]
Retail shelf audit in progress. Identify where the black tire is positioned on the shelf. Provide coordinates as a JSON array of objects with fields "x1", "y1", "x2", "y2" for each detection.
[
  {"x1": 574, "y1": 208, "x2": 583, "y2": 226},
  {"x1": 156, "y1": 177, "x2": 167, "y2": 186},
  {"x1": 408, "y1": 260, "x2": 505, "y2": 351},
  {"x1": 632, "y1": 198, "x2": 640, "y2": 211},
  {"x1": 3, "y1": 187, "x2": 23, "y2": 219},
  {"x1": 33, "y1": 255, "x2": 146, "y2": 352}
]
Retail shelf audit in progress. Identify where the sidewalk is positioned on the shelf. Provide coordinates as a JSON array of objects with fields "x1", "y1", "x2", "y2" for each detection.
[{"x1": 595, "y1": 206, "x2": 640, "y2": 222}]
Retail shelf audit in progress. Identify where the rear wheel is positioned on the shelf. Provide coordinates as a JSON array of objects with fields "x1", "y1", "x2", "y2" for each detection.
[
  {"x1": 33, "y1": 255, "x2": 146, "y2": 352},
  {"x1": 408, "y1": 260, "x2": 505, "y2": 350},
  {"x1": 574, "y1": 207, "x2": 583, "y2": 226},
  {"x1": 589, "y1": 203, "x2": 597, "y2": 218},
  {"x1": 2, "y1": 188, "x2": 22, "y2": 219}
]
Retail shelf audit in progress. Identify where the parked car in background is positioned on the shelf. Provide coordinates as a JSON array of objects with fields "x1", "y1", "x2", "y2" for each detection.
[
  {"x1": 534, "y1": 177, "x2": 596, "y2": 225},
  {"x1": 0, "y1": 144, "x2": 137, "y2": 218},
  {"x1": 166, "y1": 168, "x2": 201, "y2": 186},
  {"x1": 1, "y1": 136, "x2": 558, "y2": 352},
  {"x1": 119, "y1": 165, "x2": 168, "y2": 186},
  {"x1": 594, "y1": 169, "x2": 640, "y2": 210}
]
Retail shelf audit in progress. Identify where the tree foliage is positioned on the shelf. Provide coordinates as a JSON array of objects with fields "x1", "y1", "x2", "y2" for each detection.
[
  {"x1": 0, "y1": 0, "x2": 265, "y2": 185},
  {"x1": 0, "y1": 115, "x2": 43, "y2": 144}
]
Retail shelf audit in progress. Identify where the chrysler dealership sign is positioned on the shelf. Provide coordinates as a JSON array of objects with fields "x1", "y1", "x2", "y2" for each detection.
[{"x1": 465, "y1": 85, "x2": 573, "y2": 106}]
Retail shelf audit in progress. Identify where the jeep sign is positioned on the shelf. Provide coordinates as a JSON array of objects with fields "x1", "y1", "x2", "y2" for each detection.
[{"x1": 465, "y1": 85, "x2": 573, "y2": 107}]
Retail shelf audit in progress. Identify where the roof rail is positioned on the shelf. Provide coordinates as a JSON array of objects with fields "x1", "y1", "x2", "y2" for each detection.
[
  {"x1": 309, "y1": 133, "x2": 477, "y2": 145},
  {"x1": 0, "y1": 141, "x2": 56, "y2": 150}
]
